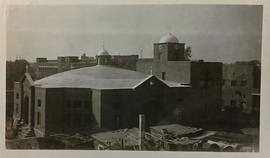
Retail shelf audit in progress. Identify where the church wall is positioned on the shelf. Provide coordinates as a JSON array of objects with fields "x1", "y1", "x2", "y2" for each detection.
[
  {"x1": 13, "y1": 82, "x2": 22, "y2": 119},
  {"x1": 63, "y1": 88, "x2": 92, "y2": 131},
  {"x1": 92, "y1": 89, "x2": 102, "y2": 128},
  {"x1": 44, "y1": 88, "x2": 93, "y2": 135},
  {"x1": 45, "y1": 88, "x2": 64, "y2": 134},
  {"x1": 22, "y1": 76, "x2": 33, "y2": 125},
  {"x1": 34, "y1": 87, "x2": 46, "y2": 137},
  {"x1": 99, "y1": 89, "x2": 134, "y2": 130},
  {"x1": 98, "y1": 76, "x2": 185, "y2": 130},
  {"x1": 188, "y1": 61, "x2": 223, "y2": 123}
]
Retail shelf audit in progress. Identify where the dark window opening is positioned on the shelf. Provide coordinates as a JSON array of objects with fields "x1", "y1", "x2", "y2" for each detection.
[
  {"x1": 222, "y1": 80, "x2": 225, "y2": 86},
  {"x1": 231, "y1": 80, "x2": 237, "y2": 86},
  {"x1": 16, "y1": 103, "x2": 19, "y2": 113},
  {"x1": 162, "y1": 72, "x2": 166, "y2": 80},
  {"x1": 37, "y1": 100, "x2": 41, "y2": 107},
  {"x1": 37, "y1": 112, "x2": 41, "y2": 125},
  {"x1": 240, "y1": 80, "x2": 247, "y2": 87},
  {"x1": 16, "y1": 93, "x2": 19, "y2": 99},
  {"x1": 158, "y1": 52, "x2": 161, "y2": 60}
]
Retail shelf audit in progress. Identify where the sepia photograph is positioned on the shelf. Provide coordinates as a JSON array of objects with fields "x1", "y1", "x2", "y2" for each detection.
[{"x1": 4, "y1": 3, "x2": 262, "y2": 153}]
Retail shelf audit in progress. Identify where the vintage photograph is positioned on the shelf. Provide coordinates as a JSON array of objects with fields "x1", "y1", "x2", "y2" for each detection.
[{"x1": 5, "y1": 4, "x2": 262, "y2": 152}]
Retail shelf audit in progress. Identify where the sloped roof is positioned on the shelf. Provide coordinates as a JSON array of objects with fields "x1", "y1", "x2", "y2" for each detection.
[
  {"x1": 91, "y1": 128, "x2": 140, "y2": 147},
  {"x1": 150, "y1": 124, "x2": 203, "y2": 137},
  {"x1": 20, "y1": 73, "x2": 35, "y2": 86},
  {"x1": 34, "y1": 65, "x2": 187, "y2": 89}
]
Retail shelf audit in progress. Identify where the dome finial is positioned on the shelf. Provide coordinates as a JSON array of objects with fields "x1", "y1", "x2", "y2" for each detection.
[
  {"x1": 169, "y1": 25, "x2": 172, "y2": 34},
  {"x1": 102, "y1": 40, "x2": 105, "y2": 50}
]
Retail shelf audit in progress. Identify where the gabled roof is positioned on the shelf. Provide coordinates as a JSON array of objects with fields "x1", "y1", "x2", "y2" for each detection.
[
  {"x1": 34, "y1": 65, "x2": 188, "y2": 90},
  {"x1": 91, "y1": 128, "x2": 140, "y2": 147},
  {"x1": 20, "y1": 73, "x2": 35, "y2": 86},
  {"x1": 150, "y1": 124, "x2": 203, "y2": 137}
]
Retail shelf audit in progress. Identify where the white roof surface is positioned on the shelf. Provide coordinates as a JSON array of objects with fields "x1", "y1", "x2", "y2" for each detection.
[
  {"x1": 159, "y1": 33, "x2": 179, "y2": 43},
  {"x1": 97, "y1": 48, "x2": 110, "y2": 56},
  {"x1": 34, "y1": 65, "x2": 188, "y2": 89}
]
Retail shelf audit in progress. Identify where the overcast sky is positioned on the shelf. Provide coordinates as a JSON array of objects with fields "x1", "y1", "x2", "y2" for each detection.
[{"x1": 6, "y1": 5, "x2": 262, "y2": 63}]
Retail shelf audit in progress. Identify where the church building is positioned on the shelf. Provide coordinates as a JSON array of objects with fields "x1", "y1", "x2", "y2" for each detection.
[{"x1": 13, "y1": 47, "x2": 191, "y2": 137}]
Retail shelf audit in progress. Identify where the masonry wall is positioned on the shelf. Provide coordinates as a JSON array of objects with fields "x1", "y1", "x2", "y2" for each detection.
[
  {"x1": 13, "y1": 82, "x2": 21, "y2": 119},
  {"x1": 22, "y1": 77, "x2": 33, "y2": 125},
  {"x1": 100, "y1": 89, "x2": 134, "y2": 130},
  {"x1": 99, "y1": 77, "x2": 187, "y2": 130},
  {"x1": 34, "y1": 87, "x2": 46, "y2": 137},
  {"x1": 222, "y1": 64, "x2": 257, "y2": 113},
  {"x1": 136, "y1": 60, "x2": 191, "y2": 84},
  {"x1": 92, "y1": 89, "x2": 101, "y2": 128},
  {"x1": 45, "y1": 88, "x2": 93, "y2": 134},
  {"x1": 189, "y1": 61, "x2": 223, "y2": 123}
]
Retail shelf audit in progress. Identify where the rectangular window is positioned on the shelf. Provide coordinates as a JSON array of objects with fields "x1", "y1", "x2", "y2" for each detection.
[
  {"x1": 37, "y1": 99, "x2": 41, "y2": 107},
  {"x1": 240, "y1": 80, "x2": 247, "y2": 87},
  {"x1": 231, "y1": 80, "x2": 237, "y2": 86},
  {"x1": 37, "y1": 112, "x2": 41, "y2": 125},
  {"x1": 16, "y1": 103, "x2": 19, "y2": 113},
  {"x1": 222, "y1": 80, "x2": 225, "y2": 86},
  {"x1": 162, "y1": 72, "x2": 166, "y2": 80},
  {"x1": 16, "y1": 93, "x2": 19, "y2": 99}
]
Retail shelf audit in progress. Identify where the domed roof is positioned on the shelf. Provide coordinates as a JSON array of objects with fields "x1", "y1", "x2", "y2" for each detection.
[
  {"x1": 97, "y1": 48, "x2": 110, "y2": 56},
  {"x1": 159, "y1": 33, "x2": 179, "y2": 43}
]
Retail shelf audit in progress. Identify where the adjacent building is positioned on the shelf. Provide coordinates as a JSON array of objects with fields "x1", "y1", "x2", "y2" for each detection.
[
  {"x1": 31, "y1": 55, "x2": 96, "y2": 79},
  {"x1": 222, "y1": 62, "x2": 261, "y2": 114},
  {"x1": 32, "y1": 52, "x2": 139, "y2": 80},
  {"x1": 136, "y1": 33, "x2": 223, "y2": 124}
]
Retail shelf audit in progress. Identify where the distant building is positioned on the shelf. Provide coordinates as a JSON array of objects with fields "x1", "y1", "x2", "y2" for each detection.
[
  {"x1": 96, "y1": 46, "x2": 139, "y2": 70},
  {"x1": 31, "y1": 55, "x2": 96, "y2": 79},
  {"x1": 31, "y1": 51, "x2": 139, "y2": 79},
  {"x1": 222, "y1": 62, "x2": 261, "y2": 114},
  {"x1": 136, "y1": 33, "x2": 223, "y2": 124}
]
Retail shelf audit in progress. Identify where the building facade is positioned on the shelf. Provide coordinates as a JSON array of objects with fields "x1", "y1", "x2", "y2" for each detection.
[
  {"x1": 31, "y1": 55, "x2": 96, "y2": 79},
  {"x1": 136, "y1": 33, "x2": 223, "y2": 124},
  {"x1": 222, "y1": 62, "x2": 261, "y2": 114},
  {"x1": 13, "y1": 59, "x2": 191, "y2": 137},
  {"x1": 32, "y1": 52, "x2": 139, "y2": 80}
]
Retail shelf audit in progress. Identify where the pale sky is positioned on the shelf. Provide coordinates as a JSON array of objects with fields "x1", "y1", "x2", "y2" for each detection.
[{"x1": 6, "y1": 5, "x2": 262, "y2": 63}]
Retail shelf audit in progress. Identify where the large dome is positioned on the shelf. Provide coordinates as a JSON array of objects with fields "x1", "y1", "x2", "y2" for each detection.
[
  {"x1": 97, "y1": 48, "x2": 110, "y2": 56},
  {"x1": 159, "y1": 33, "x2": 179, "y2": 43}
]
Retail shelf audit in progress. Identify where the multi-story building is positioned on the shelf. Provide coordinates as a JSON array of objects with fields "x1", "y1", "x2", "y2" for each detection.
[
  {"x1": 31, "y1": 54, "x2": 96, "y2": 79},
  {"x1": 222, "y1": 62, "x2": 261, "y2": 114}
]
